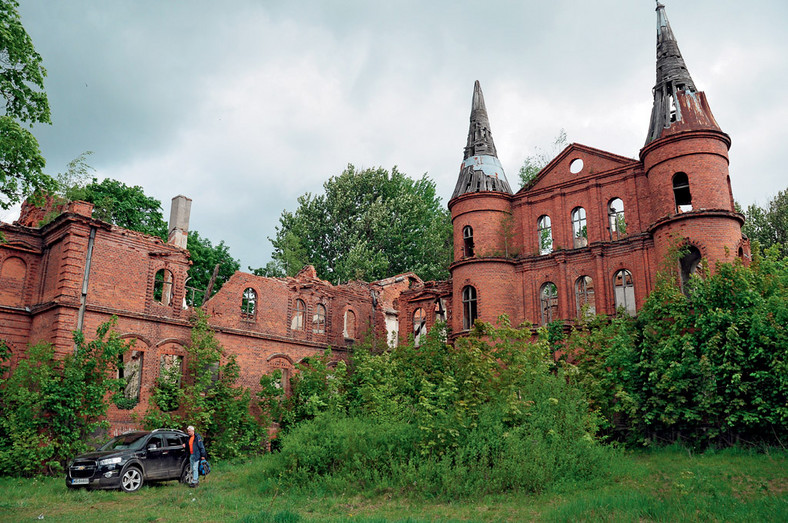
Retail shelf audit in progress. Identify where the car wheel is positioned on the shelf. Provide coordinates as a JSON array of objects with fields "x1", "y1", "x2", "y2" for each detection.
[
  {"x1": 120, "y1": 466, "x2": 144, "y2": 492},
  {"x1": 180, "y1": 462, "x2": 191, "y2": 484}
]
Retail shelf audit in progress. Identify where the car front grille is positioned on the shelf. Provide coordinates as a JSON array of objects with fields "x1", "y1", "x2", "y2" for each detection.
[{"x1": 69, "y1": 460, "x2": 97, "y2": 478}]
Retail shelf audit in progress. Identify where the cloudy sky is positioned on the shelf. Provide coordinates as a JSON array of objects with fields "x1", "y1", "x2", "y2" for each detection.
[{"x1": 8, "y1": 0, "x2": 787, "y2": 271}]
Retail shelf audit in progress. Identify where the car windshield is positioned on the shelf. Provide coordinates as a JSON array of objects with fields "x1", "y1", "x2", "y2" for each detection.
[{"x1": 98, "y1": 433, "x2": 148, "y2": 451}]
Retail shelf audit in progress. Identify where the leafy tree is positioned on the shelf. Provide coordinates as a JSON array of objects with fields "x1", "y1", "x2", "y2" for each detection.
[
  {"x1": 186, "y1": 230, "x2": 240, "y2": 298},
  {"x1": 143, "y1": 309, "x2": 262, "y2": 460},
  {"x1": 269, "y1": 164, "x2": 452, "y2": 283},
  {"x1": 69, "y1": 177, "x2": 169, "y2": 239},
  {"x1": 741, "y1": 188, "x2": 788, "y2": 254},
  {"x1": 0, "y1": 318, "x2": 131, "y2": 476},
  {"x1": 518, "y1": 129, "x2": 568, "y2": 189},
  {"x1": 0, "y1": 0, "x2": 56, "y2": 210}
]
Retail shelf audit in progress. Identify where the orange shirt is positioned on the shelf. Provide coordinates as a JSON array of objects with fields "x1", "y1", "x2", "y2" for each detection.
[{"x1": 189, "y1": 435, "x2": 194, "y2": 454}]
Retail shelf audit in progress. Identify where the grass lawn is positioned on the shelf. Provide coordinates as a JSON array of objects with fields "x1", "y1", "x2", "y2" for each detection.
[{"x1": 1, "y1": 447, "x2": 786, "y2": 522}]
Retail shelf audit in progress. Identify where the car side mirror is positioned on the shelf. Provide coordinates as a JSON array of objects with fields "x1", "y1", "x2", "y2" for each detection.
[{"x1": 148, "y1": 444, "x2": 157, "y2": 451}]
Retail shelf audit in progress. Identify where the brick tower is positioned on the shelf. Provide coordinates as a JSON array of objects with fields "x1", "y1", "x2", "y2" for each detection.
[
  {"x1": 448, "y1": 81, "x2": 518, "y2": 333},
  {"x1": 640, "y1": 2, "x2": 747, "y2": 285}
]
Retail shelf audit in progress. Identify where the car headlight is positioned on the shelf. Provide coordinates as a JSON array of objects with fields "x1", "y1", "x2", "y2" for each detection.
[{"x1": 98, "y1": 457, "x2": 122, "y2": 466}]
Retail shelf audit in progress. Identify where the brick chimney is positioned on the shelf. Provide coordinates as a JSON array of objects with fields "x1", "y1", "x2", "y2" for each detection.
[{"x1": 168, "y1": 195, "x2": 192, "y2": 249}]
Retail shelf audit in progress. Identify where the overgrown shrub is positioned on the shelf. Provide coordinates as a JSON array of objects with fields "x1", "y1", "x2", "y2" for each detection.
[
  {"x1": 569, "y1": 246, "x2": 788, "y2": 447},
  {"x1": 0, "y1": 318, "x2": 131, "y2": 476},
  {"x1": 143, "y1": 308, "x2": 263, "y2": 460},
  {"x1": 264, "y1": 318, "x2": 611, "y2": 497}
]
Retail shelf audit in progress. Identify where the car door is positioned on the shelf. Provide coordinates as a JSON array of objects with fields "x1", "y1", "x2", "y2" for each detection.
[
  {"x1": 143, "y1": 435, "x2": 167, "y2": 479},
  {"x1": 164, "y1": 433, "x2": 187, "y2": 478}
]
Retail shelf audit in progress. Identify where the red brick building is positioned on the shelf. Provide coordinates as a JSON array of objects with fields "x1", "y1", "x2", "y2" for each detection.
[{"x1": 0, "y1": 4, "x2": 747, "y2": 431}]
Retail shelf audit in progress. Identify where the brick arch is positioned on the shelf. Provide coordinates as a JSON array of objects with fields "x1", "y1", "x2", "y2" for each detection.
[
  {"x1": 119, "y1": 333, "x2": 152, "y2": 348},
  {"x1": 266, "y1": 353, "x2": 295, "y2": 366},
  {"x1": 153, "y1": 337, "x2": 190, "y2": 349},
  {"x1": 0, "y1": 256, "x2": 27, "y2": 307}
]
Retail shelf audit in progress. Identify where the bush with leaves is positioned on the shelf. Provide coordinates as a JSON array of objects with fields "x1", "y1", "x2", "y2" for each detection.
[
  {"x1": 0, "y1": 318, "x2": 131, "y2": 477},
  {"x1": 264, "y1": 318, "x2": 610, "y2": 497},
  {"x1": 143, "y1": 309, "x2": 263, "y2": 460},
  {"x1": 568, "y1": 246, "x2": 788, "y2": 447}
]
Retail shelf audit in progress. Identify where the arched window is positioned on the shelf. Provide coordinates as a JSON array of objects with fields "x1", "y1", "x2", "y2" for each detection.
[
  {"x1": 608, "y1": 198, "x2": 626, "y2": 240},
  {"x1": 540, "y1": 282, "x2": 558, "y2": 325},
  {"x1": 313, "y1": 304, "x2": 326, "y2": 334},
  {"x1": 613, "y1": 270, "x2": 636, "y2": 316},
  {"x1": 575, "y1": 276, "x2": 595, "y2": 317},
  {"x1": 0, "y1": 256, "x2": 27, "y2": 307},
  {"x1": 679, "y1": 245, "x2": 702, "y2": 295},
  {"x1": 537, "y1": 215, "x2": 553, "y2": 254},
  {"x1": 344, "y1": 309, "x2": 356, "y2": 339},
  {"x1": 462, "y1": 285, "x2": 477, "y2": 330},
  {"x1": 413, "y1": 307, "x2": 426, "y2": 347},
  {"x1": 154, "y1": 269, "x2": 174, "y2": 305},
  {"x1": 241, "y1": 287, "x2": 257, "y2": 317},
  {"x1": 673, "y1": 172, "x2": 692, "y2": 213},
  {"x1": 118, "y1": 349, "x2": 143, "y2": 409},
  {"x1": 291, "y1": 299, "x2": 306, "y2": 331},
  {"x1": 571, "y1": 207, "x2": 587, "y2": 248},
  {"x1": 463, "y1": 225, "x2": 474, "y2": 257}
]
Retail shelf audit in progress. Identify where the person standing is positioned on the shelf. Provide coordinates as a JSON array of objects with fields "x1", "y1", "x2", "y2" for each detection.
[{"x1": 186, "y1": 425, "x2": 207, "y2": 487}]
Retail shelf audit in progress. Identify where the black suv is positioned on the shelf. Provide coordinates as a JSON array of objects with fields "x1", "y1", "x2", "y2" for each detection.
[{"x1": 66, "y1": 429, "x2": 190, "y2": 492}]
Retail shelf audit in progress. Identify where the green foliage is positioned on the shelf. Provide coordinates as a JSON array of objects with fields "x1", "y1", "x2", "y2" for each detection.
[
  {"x1": 269, "y1": 164, "x2": 452, "y2": 282},
  {"x1": 740, "y1": 187, "x2": 788, "y2": 255},
  {"x1": 518, "y1": 129, "x2": 567, "y2": 190},
  {"x1": 143, "y1": 309, "x2": 262, "y2": 460},
  {"x1": 264, "y1": 318, "x2": 610, "y2": 497},
  {"x1": 0, "y1": 0, "x2": 55, "y2": 209},
  {"x1": 186, "y1": 230, "x2": 240, "y2": 297},
  {"x1": 569, "y1": 248, "x2": 788, "y2": 447},
  {"x1": 0, "y1": 318, "x2": 131, "y2": 476},
  {"x1": 68, "y1": 177, "x2": 168, "y2": 239}
]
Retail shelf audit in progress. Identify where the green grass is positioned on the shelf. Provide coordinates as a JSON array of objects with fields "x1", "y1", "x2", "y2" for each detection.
[{"x1": 1, "y1": 447, "x2": 786, "y2": 522}]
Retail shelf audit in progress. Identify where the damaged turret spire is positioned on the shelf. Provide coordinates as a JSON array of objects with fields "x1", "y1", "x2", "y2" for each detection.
[
  {"x1": 644, "y1": 2, "x2": 720, "y2": 145},
  {"x1": 451, "y1": 81, "x2": 512, "y2": 199}
]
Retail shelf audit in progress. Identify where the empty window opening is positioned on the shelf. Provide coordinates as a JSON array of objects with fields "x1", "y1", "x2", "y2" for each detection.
[
  {"x1": 669, "y1": 93, "x2": 677, "y2": 122},
  {"x1": 241, "y1": 287, "x2": 257, "y2": 317},
  {"x1": 540, "y1": 282, "x2": 558, "y2": 325},
  {"x1": 344, "y1": 309, "x2": 356, "y2": 339},
  {"x1": 157, "y1": 354, "x2": 184, "y2": 412},
  {"x1": 571, "y1": 207, "x2": 588, "y2": 248},
  {"x1": 313, "y1": 304, "x2": 326, "y2": 334},
  {"x1": 679, "y1": 246, "x2": 702, "y2": 295},
  {"x1": 608, "y1": 198, "x2": 626, "y2": 240},
  {"x1": 462, "y1": 285, "x2": 478, "y2": 330},
  {"x1": 463, "y1": 225, "x2": 474, "y2": 257},
  {"x1": 154, "y1": 268, "x2": 174, "y2": 305},
  {"x1": 537, "y1": 215, "x2": 553, "y2": 254},
  {"x1": 291, "y1": 299, "x2": 306, "y2": 331},
  {"x1": 673, "y1": 172, "x2": 692, "y2": 213},
  {"x1": 413, "y1": 307, "x2": 426, "y2": 347},
  {"x1": 575, "y1": 276, "x2": 595, "y2": 317},
  {"x1": 118, "y1": 350, "x2": 143, "y2": 408},
  {"x1": 614, "y1": 269, "x2": 636, "y2": 316},
  {"x1": 569, "y1": 158, "x2": 584, "y2": 174}
]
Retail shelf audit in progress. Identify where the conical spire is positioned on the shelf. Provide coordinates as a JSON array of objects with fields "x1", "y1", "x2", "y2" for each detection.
[
  {"x1": 464, "y1": 80, "x2": 498, "y2": 159},
  {"x1": 451, "y1": 81, "x2": 511, "y2": 199},
  {"x1": 645, "y1": 2, "x2": 712, "y2": 145}
]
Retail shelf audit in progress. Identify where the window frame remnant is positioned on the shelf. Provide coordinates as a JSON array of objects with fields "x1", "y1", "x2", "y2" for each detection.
[
  {"x1": 463, "y1": 225, "x2": 475, "y2": 257},
  {"x1": 673, "y1": 172, "x2": 692, "y2": 213},
  {"x1": 537, "y1": 215, "x2": 553, "y2": 255},
  {"x1": 613, "y1": 269, "x2": 636, "y2": 316},
  {"x1": 413, "y1": 307, "x2": 426, "y2": 347},
  {"x1": 313, "y1": 303, "x2": 326, "y2": 334},
  {"x1": 291, "y1": 299, "x2": 306, "y2": 331},
  {"x1": 679, "y1": 245, "x2": 702, "y2": 295},
  {"x1": 344, "y1": 309, "x2": 356, "y2": 339},
  {"x1": 571, "y1": 207, "x2": 588, "y2": 248},
  {"x1": 153, "y1": 268, "x2": 174, "y2": 305},
  {"x1": 241, "y1": 287, "x2": 257, "y2": 318},
  {"x1": 608, "y1": 198, "x2": 626, "y2": 241},
  {"x1": 575, "y1": 275, "x2": 595, "y2": 317},
  {"x1": 462, "y1": 285, "x2": 478, "y2": 330},
  {"x1": 540, "y1": 282, "x2": 558, "y2": 325}
]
